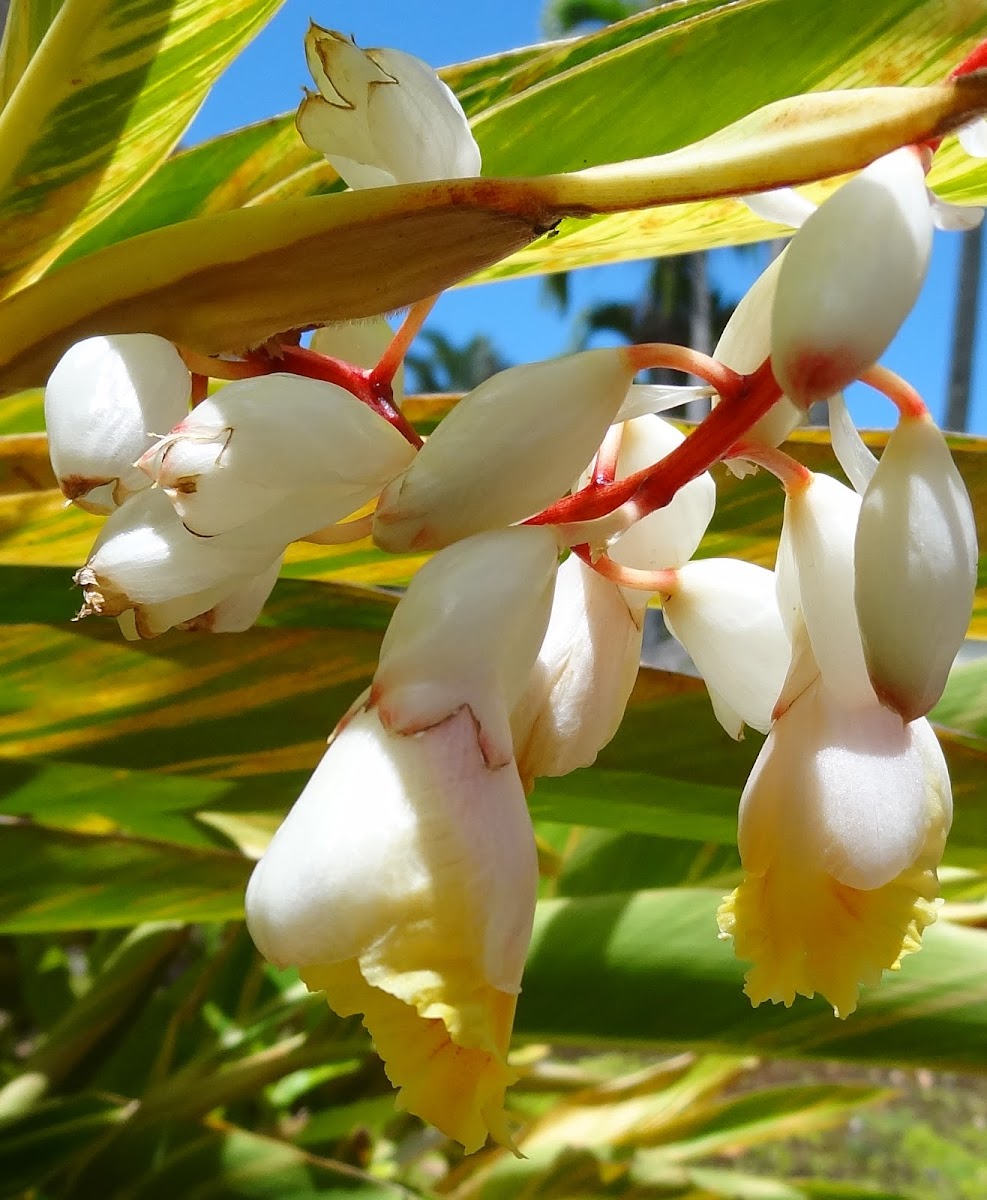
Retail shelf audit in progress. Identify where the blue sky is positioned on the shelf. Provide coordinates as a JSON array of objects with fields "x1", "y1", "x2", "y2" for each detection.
[{"x1": 189, "y1": 0, "x2": 987, "y2": 433}]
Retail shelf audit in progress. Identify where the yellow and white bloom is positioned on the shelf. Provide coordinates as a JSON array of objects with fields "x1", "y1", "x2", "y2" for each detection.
[
  {"x1": 720, "y1": 464, "x2": 956, "y2": 1015},
  {"x1": 246, "y1": 527, "x2": 560, "y2": 1150},
  {"x1": 718, "y1": 662, "x2": 951, "y2": 1017}
]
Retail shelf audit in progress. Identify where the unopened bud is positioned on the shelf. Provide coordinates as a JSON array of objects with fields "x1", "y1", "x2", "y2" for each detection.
[
  {"x1": 45, "y1": 334, "x2": 190, "y2": 513},
  {"x1": 374, "y1": 526, "x2": 560, "y2": 758},
  {"x1": 373, "y1": 349, "x2": 636, "y2": 551},
  {"x1": 855, "y1": 415, "x2": 977, "y2": 720},
  {"x1": 772, "y1": 148, "x2": 933, "y2": 406}
]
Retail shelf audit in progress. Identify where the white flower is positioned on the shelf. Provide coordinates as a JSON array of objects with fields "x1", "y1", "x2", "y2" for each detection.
[
  {"x1": 45, "y1": 334, "x2": 190, "y2": 513},
  {"x1": 296, "y1": 26, "x2": 480, "y2": 188},
  {"x1": 510, "y1": 554, "x2": 644, "y2": 786},
  {"x1": 855, "y1": 414, "x2": 977, "y2": 720},
  {"x1": 74, "y1": 488, "x2": 285, "y2": 626},
  {"x1": 373, "y1": 350, "x2": 637, "y2": 552},
  {"x1": 661, "y1": 559, "x2": 791, "y2": 739},
  {"x1": 772, "y1": 147, "x2": 934, "y2": 406},
  {"x1": 138, "y1": 373, "x2": 414, "y2": 537}
]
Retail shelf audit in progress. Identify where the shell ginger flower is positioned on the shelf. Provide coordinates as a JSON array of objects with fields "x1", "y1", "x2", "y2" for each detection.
[
  {"x1": 717, "y1": 667, "x2": 952, "y2": 1017},
  {"x1": 246, "y1": 527, "x2": 560, "y2": 1152}
]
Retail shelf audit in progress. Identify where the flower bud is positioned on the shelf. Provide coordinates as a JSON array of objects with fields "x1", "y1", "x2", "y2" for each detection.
[
  {"x1": 296, "y1": 26, "x2": 480, "y2": 188},
  {"x1": 310, "y1": 317, "x2": 405, "y2": 399},
  {"x1": 373, "y1": 527, "x2": 560, "y2": 756},
  {"x1": 713, "y1": 253, "x2": 804, "y2": 471},
  {"x1": 772, "y1": 147, "x2": 933, "y2": 406},
  {"x1": 45, "y1": 334, "x2": 190, "y2": 513},
  {"x1": 510, "y1": 555, "x2": 644, "y2": 786},
  {"x1": 661, "y1": 559, "x2": 791, "y2": 738},
  {"x1": 139, "y1": 373, "x2": 414, "y2": 537},
  {"x1": 373, "y1": 349, "x2": 636, "y2": 552},
  {"x1": 776, "y1": 472, "x2": 874, "y2": 707},
  {"x1": 604, "y1": 416, "x2": 716, "y2": 571},
  {"x1": 246, "y1": 702, "x2": 536, "y2": 1152},
  {"x1": 855, "y1": 414, "x2": 977, "y2": 721}
]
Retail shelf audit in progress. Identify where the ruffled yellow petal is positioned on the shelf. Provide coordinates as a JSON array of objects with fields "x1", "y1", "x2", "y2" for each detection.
[
  {"x1": 303, "y1": 959, "x2": 518, "y2": 1153},
  {"x1": 717, "y1": 842, "x2": 941, "y2": 1018}
]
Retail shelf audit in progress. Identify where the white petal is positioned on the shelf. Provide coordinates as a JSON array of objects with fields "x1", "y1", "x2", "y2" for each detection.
[
  {"x1": 373, "y1": 349, "x2": 635, "y2": 552},
  {"x1": 828, "y1": 391, "x2": 877, "y2": 495},
  {"x1": 510, "y1": 555, "x2": 643, "y2": 782},
  {"x1": 713, "y1": 251, "x2": 804, "y2": 459},
  {"x1": 604, "y1": 416, "x2": 716, "y2": 571},
  {"x1": 180, "y1": 556, "x2": 284, "y2": 633},
  {"x1": 772, "y1": 147, "x2": 933, "y2": 406},
  {"x1": 959, "y1": 118, "x2": 987, "y2": 158},
  {"x1": 928, "y1": 191, "x2": 984, "y2": 232},
  {"x1": 143, "y1": 373, "x2": 414, "y2": 537},
  {"x1": 375, "y1": 526, "x2": 560, "y2": 750},
  {"x1": 614, "y1": 384, "x2": 712, "y2": 423},
  {"x1": 738, "y1": 675, "x2": 950, "y2": 891},
  {"x1": 781, "y1": 473, "x2": 874, "y2": 705},
  {"x1": 245, "y1": 704, "x2": 537, "y2": 992},
  {"x1": 743, "y1": 187, "x2": 816, "y2": 228},
  {"x1": 662, "y1": 559, "x2": 791, "y2": 736},
  {"x1": 77, "y1": 489, "x2": 284, "y2": 613},
  {"x1": 367, "y1": 49, "x2": 481, "y2": 182},
  {"x1": 45, "y1": 334, "x2": 190, "y2": 512},
  {"x1": 855, "y1": 415, "x2": 978, "y2": 720}
]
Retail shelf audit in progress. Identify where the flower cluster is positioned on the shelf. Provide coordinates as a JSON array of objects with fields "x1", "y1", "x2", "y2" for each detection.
[{"x1": 44, "y1": 30, "x2": 980, "y2": 1153}]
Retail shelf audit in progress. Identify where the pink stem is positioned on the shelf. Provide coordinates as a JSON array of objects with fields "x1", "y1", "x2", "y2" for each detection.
[
  {"x1": 626, "y1": 342, "x2": 742, "y2": 397},
  {"x1": 573, "y1": 544, "x2": 678, "y2": 595},
  {"x1": 858, "y1": 364, "x2": 929, "y2": 420},
  {"x1": 371, "y1": 296, "x2": 438, "y2": 389},
  {"x1": 726, "y1": 439, "x2": 812, "y2": 493},
  {"x1": 527, "y1": 357, "x2": 783, "y2": 527},
  {"x1": 590, "y1": 423, "x2": 626, "y2": 487}
]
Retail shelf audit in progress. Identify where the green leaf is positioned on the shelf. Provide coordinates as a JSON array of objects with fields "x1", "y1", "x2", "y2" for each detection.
[
  {"x1": 0, "y1": 0, "x2": 65, "y2": 108},
  {"x1": 0, "y1": 821, "x2": 251, "y2": 931},
  {"x1": 0, "y1": 0, "x2": 287, "y2": 296},
  {"x1": 470, "y1": 0, "x2": 987, "y2": 279},
  {"x1": 127, "y1": 1126, "x2": 412, "y2": 1199},
  {"x1": 516, "y1": 888, "x2": 987, "y2": 1070},
  {"x1": 0, "y1": 1094, "x2": 128, "y2": 1193},
  {"x1": 2, "y1": 76, "x2": 982, "y2": 394}
]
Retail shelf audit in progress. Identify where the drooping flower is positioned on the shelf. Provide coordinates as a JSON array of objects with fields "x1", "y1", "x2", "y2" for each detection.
[
  {"x1": 45, "y1": 334, "x2": 191, "y2": 513},
  {"x1": 296, "y1": 25, "x2": 480, "y2": 188},
  {"x1": 246, "y1": 527, "x2": 560, "y2": 1151},
  {"x1": 720, "y1": 467, "x2": 955, "y2": 1014},
  {"x1": 854, "y1": 413, "x2": 977, "y2": 720},
  {"x1": 373, "y1": 349, "x2": 637, "y2": 551},
  {"x1": 718, "y1": 660, "x2": 951, "y2": 1017}
]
